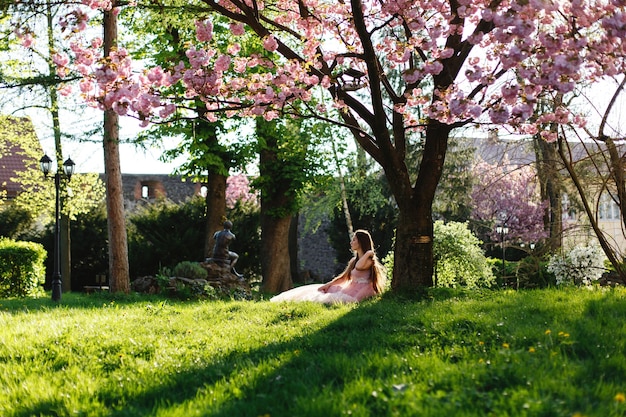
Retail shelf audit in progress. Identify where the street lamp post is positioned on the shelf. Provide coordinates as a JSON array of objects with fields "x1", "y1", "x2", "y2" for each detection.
[
  {"x1": 495, "y1": 224, "x2": 509, "y2": 280},
  {"x1": 40, "y1": 154, "x2": 75, "y2": 302}
]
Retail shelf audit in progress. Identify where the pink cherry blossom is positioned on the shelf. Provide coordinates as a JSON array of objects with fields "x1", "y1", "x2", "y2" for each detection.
[
  {"x1": 195, "y1": 19, "x2": 213, "y2": 42},
  {"x1": 263, "y1": 35, "x2": 278, "y2": 52},
  {"x1": 230, "y1": 23, "x2": 246, "y2": 36}
]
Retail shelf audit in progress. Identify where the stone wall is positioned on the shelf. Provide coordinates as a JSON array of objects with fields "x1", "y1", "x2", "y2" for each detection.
[{"x1": 296, "y1": 216, "x2": 341, "y2": 283}]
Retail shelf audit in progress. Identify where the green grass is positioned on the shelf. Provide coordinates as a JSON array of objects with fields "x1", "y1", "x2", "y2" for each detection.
[{"x1": 1, "y1": 288, "x2": 625, "y2": 417}]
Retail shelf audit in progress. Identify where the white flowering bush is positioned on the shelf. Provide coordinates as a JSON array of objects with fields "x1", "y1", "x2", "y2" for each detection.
[{"x1": 547, "y1": 244, "x2": 606, "y2": 286}]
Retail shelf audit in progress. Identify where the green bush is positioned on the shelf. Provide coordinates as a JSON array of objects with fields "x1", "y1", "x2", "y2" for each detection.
[
  {"x1": 0, "y1": 238, "x2": 46, "y2": 297},
  {"x1": 433, "y1": 221, "x2": 495, "y2": 288},
  {"x1": 382, "y1": 222, "x2": 494, "y2": 289},
  {"x1": 0, "y1": 205, "x2": 34, "y2": 239},
  {"x1": 172, "y1": 261, "x2": 208, "y2": 280},
  {"x1": 128, "y1": 197, "x2": 261, "y2": 279},
  {"x1": 128, "y1": 198, "x2": 207, "y2": 277}
]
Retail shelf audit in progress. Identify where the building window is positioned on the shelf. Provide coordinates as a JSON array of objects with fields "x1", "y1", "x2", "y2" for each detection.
[
  {"x1": 599, "y1": 192, "x2": 620, "y2": 220},
  {"x1": 141, "y1": 185, "x2": 149, "y2": 199},
  {"x1": 200, "y1": 185, "x2": 208, "y2": 198}
]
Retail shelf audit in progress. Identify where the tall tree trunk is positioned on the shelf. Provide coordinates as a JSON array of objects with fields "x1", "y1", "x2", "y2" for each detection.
[
  {"x1": 103, "y1": 5, "x2": 130, "y2": 293},
  {"x1": 46, "y1": 1, "x2": 72, "y2": 292},
  {"x1": 204, "y1": 171, "x2": 227, "y2": 258},
  {"x1": 535, "y1": 135, "x2": 563, "y2": 252},
  {"x1": 257, "y1": 118, "x2": 294, "y2": 293},
  {"x1": 390, "y1": 123, "x2": 450, "y2": 292},
  {"x1": 260, "y1": 214, "x2": 293, "y2": 293}
]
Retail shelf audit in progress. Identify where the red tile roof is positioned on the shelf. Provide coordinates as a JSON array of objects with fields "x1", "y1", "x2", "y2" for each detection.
[{"x1": 0, "y1": 117, "x2": 42, "y2": 199}]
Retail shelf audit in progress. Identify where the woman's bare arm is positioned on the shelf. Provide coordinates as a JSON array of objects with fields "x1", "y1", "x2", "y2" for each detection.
[{"x1": 355, "y1": 250, "x2": 374, "y2": 270}]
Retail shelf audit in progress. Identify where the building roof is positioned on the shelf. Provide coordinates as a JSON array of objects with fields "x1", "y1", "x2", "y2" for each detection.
[{"x1": 0, "y1": 116, "x2": 42, "y2": 200}]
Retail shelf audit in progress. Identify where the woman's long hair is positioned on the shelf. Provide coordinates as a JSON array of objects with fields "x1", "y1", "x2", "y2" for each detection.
[{"x1": 340, "y1": 229, "x2": 386, "y2": 294}]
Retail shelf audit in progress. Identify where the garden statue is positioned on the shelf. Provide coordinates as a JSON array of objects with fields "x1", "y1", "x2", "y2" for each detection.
[{"x1": 209, "y1": 220, "x2": 243, "y2": 278}]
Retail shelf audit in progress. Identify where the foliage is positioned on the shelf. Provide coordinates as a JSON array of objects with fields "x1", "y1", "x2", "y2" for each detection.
[
  {"x1": 226, "y1": 174, "x2": 258, "y2": 209},
  {"x1": 225, "y1": 199, "x2": 261, "y2": 278},
  {"x1": 0, "y1": 204, "x2": 33, "y2": 240},
  {"x1": 382, "y1": 222, "x2": 494, "y2": 289},
  {"x1": 1, "y1": 289, "x2": 626, "y2": 416},
  {"x1": 127, "y1": 197, "x2": 207, "y2": 278},
  {"x1": 512, "y1": 255, "x2": 556, "y2": 289},
  {"x1": 172, "y1": 261, "x2": 208, "y2": 280},
  {"x1": 127, "y1": 196, "x2": 261, "y2": 279},
  {"x1": 253, "y1": 117, "x2": 330, "y2": 218},
  {"x1": 0, "y1": 238, "x2": 46, "y2": 298},
  {"x1": 433, "y1": 221, "x2": 495, "y2": 288},
  {"x1": 328, "y1": 168, "x2": 397, "y2": 264},
  {"x1": 547, "y1": 244, "x2": 607, "y2": 287},
  {"x1": 427, "y1": 136, "x2": 477, "y2": 223},
  {"x1": 471, "y1": 160, "x2": 548, "y2": 244}
]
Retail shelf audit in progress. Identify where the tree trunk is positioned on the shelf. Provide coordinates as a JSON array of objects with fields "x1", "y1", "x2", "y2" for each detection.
[
  {"x1": 103, "y1": 6, "x2": 130, "y2": 293},
  {"x1": 390, "y1": 123, "x2": 450, "y2": 292},
  {"x1": 535, "y1": 135, "x2": 562, "y2": 252},
  {"x1": 260, "y1": 214, "x2": 293, "y2": 293},
  {"x1": 257, "y1": 118, "x2": 295, "y2": 293},
  {"x1": 46, "y1": 4, "x2": 72, "y2": 292},
  {"x1": 204, "y1": 172, "x2": 227, "y2": 258}
]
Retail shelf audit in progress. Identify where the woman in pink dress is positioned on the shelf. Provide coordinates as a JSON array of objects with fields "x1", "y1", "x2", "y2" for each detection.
[{"x1": 270, "y1": 229, "x2": 386, "y2": 304}]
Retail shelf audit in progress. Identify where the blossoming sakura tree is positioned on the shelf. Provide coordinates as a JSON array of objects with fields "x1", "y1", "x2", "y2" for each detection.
[{"x1": 48, "y1": 0, "x2": 626, "y2": 292}]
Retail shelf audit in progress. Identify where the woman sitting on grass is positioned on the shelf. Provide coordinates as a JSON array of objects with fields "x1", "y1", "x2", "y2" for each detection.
[{"x1": 271, "y1": 229, "x2": 386, "y2": 304}]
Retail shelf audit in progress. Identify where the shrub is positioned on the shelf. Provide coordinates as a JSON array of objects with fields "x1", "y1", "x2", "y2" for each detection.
[
  {"x1": 172, "y1": 261, "x2": 208, "y2": 280},
  {"x1": 433, "y1": 221, "x2": 495, "y2": 288},
  {"x1": 547, "y1": 244, "x2": 606, "y2": 286},
  {"x1": 127, "y1": 198, "x2": 206, "y2": 277},
  {"x1": 0, "y1": 238, "x2": 46, "y2": 297},
  {"x1": 381, "y1": 222, "x2": 494, "y2": 289},
  {"x1": 0, "y1": 205, "x2": 34, "y2": 239}
]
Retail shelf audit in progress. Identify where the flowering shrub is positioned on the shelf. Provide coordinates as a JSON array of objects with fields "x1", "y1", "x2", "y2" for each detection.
[
  {"x1": 547, "y1": 244, "x2": 606, "y2": 286},
  {"x1": 226, "y1": 174, "x2": 258, "y2": 209}
]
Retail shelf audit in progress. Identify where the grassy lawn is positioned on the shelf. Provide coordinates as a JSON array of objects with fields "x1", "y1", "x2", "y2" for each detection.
[{"x1": 1, "y1": 288, "x2": 625, "y2": 417}]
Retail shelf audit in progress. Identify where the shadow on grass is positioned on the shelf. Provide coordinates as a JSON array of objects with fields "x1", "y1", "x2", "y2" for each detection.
[{"x1": 8, "y1": 288, "x2": 626, "y2": 417}]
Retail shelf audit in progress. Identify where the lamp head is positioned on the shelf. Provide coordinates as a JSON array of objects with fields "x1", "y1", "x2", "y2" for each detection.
[
  {"x1": 63, "y1": 157, "x2": 75, "y2": 180},
  {"x1": 39, "y1": 154, "x2": 53, "y2": 177}
]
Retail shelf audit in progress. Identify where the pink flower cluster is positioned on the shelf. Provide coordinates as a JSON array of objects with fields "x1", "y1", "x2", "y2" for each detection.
[
  {"x1": 30, "y1": 0, "x2": 626, "y2": 137},
  {"x1": 471, "y1": 160, "x2": 549, "y2": 243},
  {"x1": 226, "y1": 174, "x2": 259, "y2": 209}
]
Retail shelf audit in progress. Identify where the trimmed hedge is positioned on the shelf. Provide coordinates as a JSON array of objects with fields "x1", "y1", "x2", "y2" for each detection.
[{"x1": 0, "y1": 238, "x2": 46, "y2": 297}]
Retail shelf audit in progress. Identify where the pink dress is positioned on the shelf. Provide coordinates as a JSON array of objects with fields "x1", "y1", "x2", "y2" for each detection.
[{"x1": 270, "y1": 268, "x2": 375, "y2": 304}]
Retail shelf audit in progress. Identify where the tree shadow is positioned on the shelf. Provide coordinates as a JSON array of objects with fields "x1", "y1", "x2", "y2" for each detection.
[{"x1": 9, "y1": 289, "x2": 626, "y2": 416}]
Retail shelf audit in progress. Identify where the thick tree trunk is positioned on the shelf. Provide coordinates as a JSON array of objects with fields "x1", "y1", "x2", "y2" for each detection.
[
  {"x1": 257, "y1": 118, "x2": 295, "y2": 293},
  {"x1": 260, "y1": 214, "x2": 293, "y2": 293},
  {"x1": 204, "y1": 172, "x2": 227, "y2": 258},
  {"x1": 390, "y1": 123, "x2": 450, "y2": 292},
  {"x1": 103, "y1": 6, "x2": 130, "y2": 293}
]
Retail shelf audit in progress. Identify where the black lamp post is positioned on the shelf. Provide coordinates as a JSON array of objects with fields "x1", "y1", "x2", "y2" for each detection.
[
  {"x1": 40, "y1": 154, "x2": 75, "y2": 302},
  {"x1": 495, "y1": 224, "x2": 509, "y2": 279}
]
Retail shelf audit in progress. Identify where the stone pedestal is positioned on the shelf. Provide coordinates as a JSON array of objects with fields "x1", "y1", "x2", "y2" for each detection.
[{"x1": 130, "y1": 261, "x2": 251, "y2": 299}]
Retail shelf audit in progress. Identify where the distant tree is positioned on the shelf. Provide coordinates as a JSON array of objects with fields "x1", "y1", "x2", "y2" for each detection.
[
  {"x1": 255, "y1": 116, "x2": 327, "y2": 292},
  {"x1": 471, "y1": 160, "x2": 548, "y2": 245}
]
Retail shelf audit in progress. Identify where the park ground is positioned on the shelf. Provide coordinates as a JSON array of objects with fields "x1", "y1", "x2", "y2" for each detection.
[{"x1": 1, "y1": 287, "x2": 625, "y2": 417}]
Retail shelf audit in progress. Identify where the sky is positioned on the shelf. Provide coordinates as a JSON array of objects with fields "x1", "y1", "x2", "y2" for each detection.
[{"x1": 20, "y1": 105, "x2": 187, "y2": 175}]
